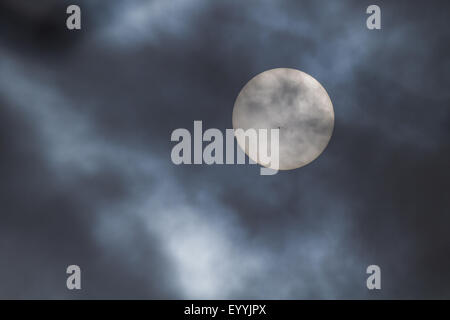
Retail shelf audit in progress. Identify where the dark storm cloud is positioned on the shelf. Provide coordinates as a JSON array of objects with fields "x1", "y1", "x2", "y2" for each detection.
[
  {"x1": 0, "y1": 77, "x2": 177, "y2": 298},
  {"x1": 0, "y1": 0, "x2": 449, "y2": 299}
]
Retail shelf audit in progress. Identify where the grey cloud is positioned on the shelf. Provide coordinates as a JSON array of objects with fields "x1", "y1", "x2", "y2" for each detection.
[{"x1": 0, "y1": 0, "x2": 449, "y2": 299}]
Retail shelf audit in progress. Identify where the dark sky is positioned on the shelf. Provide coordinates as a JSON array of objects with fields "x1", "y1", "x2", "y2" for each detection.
[{"x1": 0, "y1": 0, "x2": 449, "y2": 299}]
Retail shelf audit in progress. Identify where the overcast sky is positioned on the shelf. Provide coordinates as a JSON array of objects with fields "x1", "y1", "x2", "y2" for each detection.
[{"x1": 0, "y1": 0, "x2": 449, "y2": 299}]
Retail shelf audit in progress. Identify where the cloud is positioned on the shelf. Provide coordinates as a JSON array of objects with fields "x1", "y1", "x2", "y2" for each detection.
[{"x1": 0, "y1": 0, "x2": 449, "y2": 299}]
